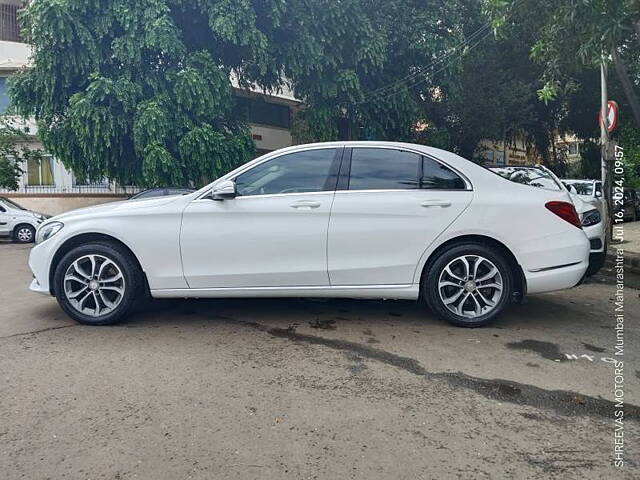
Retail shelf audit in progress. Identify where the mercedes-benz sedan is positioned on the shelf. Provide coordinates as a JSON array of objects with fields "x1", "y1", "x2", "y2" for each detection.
[{"x1": 28, "y1": 142, "x2": 590, "y2": 327}]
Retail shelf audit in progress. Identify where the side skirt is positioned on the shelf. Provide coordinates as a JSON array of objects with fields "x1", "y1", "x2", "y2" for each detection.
[{"x1": 151, "y1": 284, "x2": 420, "y2": 300}]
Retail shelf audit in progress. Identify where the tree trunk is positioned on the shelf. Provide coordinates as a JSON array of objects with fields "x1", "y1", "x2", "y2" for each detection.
[{"x1": 611, "y1": 47, "x2": 640, "y2": 128}]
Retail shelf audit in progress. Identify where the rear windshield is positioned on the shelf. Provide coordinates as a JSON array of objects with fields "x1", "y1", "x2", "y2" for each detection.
[{"x1": 489, "y1": 167, "x2": 563, "y2": 191}]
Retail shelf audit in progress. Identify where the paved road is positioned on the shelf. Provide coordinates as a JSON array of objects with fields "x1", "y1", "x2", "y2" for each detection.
[{"x1": 1, "y1": 242, "x2": 638, "y2": 479}]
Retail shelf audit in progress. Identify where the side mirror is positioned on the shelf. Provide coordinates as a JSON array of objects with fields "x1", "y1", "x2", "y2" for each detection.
[
  {"x1": 210, "y1": 180, "x2": 237, "y2": 200},
  {"x1": 595, "y1": 190, "x2": 602, "y2": 198}
]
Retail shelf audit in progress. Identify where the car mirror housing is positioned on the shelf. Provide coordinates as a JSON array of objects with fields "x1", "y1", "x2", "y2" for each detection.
[{"x1": 210, "y1": 180, "x2": 237, "y2": 200}]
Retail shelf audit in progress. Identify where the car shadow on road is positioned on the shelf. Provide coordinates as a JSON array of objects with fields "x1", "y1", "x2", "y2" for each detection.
[{"x1": 122, "y1": 290, "x2": 607, "y2": 336}]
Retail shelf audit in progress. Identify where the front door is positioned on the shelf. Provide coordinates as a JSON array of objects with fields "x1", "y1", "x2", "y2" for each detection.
[
  {"x1": 328, "y1": 147, "x2": 473, "y2": 286},
  {"x1": 180, "y1": 147, "x2": 342, "y2": 288}
]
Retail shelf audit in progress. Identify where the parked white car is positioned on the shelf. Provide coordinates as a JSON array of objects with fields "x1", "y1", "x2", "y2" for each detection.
[
  {"x1": 0, "y1": 197, "x2": 49, "y2": 243},
  {"x1": 28, "y1": 142, "x2": 590, "y2": 327},
  {"x1": 562, "y1": 179, "x2": 603, "y2": 205}
]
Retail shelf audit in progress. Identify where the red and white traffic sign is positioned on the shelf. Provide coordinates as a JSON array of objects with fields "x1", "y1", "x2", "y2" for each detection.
[{"x1": 598, "y1": 100, "x2": 619, "y2": 133}]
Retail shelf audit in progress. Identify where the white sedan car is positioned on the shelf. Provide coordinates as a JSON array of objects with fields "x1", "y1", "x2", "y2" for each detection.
[{"x1": 29, "y1": 142, "x2": 590, "y2": 327}]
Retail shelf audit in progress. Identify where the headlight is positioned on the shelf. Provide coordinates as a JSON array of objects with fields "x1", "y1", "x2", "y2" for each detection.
[
  {"x1": 35, "y1": 221, "x2": 64, "y2": 244},
  {"x1": 581, "y1": 209, "x2": 601, "y2": 227}
]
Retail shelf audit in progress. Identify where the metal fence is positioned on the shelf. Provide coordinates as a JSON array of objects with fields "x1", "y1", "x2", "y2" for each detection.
[{"x1": 0, "y1": 184, "x2": 141, "y2": 195}]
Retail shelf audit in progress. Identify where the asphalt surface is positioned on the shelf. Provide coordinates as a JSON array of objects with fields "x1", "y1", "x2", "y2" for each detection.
[{"x1": 1, "y1": 241, "x2": 638, "y2": 479}]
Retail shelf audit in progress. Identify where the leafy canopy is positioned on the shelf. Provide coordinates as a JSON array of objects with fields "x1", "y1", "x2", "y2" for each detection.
[{"x1": 10, "y1": 0, "x2": 478, "y2": 186}]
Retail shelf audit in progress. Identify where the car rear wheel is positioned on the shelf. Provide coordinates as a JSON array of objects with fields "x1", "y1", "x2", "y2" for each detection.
[
  {"x1": 423, "y1": 243, "x2": 513, "y2": 327},
  {"x1": 14, "y1": 224, "x2": 35, "y2": 243},
  {"x1": 54, "y1": 242, "x2": 143, "y2": 325}
]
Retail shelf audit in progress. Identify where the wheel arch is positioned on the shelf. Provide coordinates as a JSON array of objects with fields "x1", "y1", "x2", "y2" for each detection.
[
  {"x1": 418, "y1": 234, "x2": 526, "y2": 302},
  {"x1": 13, "y1": 222, "x2": 36, "y2": 240},
  {"x1": 48, "y1": 232, "x2": 148, "y2": 296}
]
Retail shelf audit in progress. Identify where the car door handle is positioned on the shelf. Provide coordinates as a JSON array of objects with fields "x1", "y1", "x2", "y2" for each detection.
[
  {"x1": 289, "y1": 200, "x2": 321, "y2": 209},
  {"x1": 420, "y1": 200, "x2": 452, "y2": 208}
]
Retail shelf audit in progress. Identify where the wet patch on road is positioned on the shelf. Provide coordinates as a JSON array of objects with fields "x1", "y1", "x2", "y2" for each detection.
[
  {"x1": 581, "y1": 342, "x2": 605, "y2": 353},
  {"x1": 505, "y1": 339, "x2": 567, "y2": 362},
  {"x1": 309, "y1": 318, "x2": 336, "y2": 330},
  {"x1": 228, "y1": 319, "x2": 640, "y2": 420}
]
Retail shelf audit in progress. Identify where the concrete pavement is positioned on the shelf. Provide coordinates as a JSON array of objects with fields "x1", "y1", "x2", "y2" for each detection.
[{"x1": 1, "y1": 241, "x2": 638, "y2": 479}]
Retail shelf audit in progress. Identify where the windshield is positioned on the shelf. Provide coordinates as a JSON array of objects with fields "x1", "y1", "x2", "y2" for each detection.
[
  {"x1": 0, "y1": 197, "x2": 27, "y2": 210},
  {"x1": 488, "y1": 167, "x2": 563, "y2": 191},
  {"x1": 563, "y1": 180, "x2": 594, "y2": 196}
]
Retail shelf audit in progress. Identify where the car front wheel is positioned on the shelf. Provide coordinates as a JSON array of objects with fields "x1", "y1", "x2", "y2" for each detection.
[
  {"x1": 54, "y1": 242, "x2": 143, "y2": 325},
  {"x1": 424, "y1": 243, "x2": 513, "y2": 328},
  {"x1": 14, "y1": 224, "x2": 35, "y2": 243}
]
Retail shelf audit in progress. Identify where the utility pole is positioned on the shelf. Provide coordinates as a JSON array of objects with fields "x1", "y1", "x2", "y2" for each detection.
[{"x1": 600, "y1": 60, "x2": 612, "y2": 239}]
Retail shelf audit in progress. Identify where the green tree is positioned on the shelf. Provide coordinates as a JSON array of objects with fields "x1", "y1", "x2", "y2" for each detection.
[
  {"x1": 12, "y1": 0, "x2": 435, "y2": 185},
  {"x1": 486, "y1": 0, "x2": 640, "y2": 128},
  {"x1": 0, "y1": 119, "x2": 44, "y2": 191}
]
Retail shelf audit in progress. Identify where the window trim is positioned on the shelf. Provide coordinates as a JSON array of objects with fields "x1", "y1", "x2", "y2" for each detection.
[
  {"x1": 194, "y1": 144, "x2": 473, "y2": 201},
  {"x1": 339, "y1": 146, "x2": 472, "y2": 193}
]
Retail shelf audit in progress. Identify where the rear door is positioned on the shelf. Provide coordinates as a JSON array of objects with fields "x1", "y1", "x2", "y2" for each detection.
[{"x1": 327, "y1": 147, "x2": 473, "y2": 286}]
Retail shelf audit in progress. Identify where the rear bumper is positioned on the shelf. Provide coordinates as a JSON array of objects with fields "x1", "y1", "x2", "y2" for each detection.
[{"x1": 525, "y1": 260, "x2": 588, "y2": 294}]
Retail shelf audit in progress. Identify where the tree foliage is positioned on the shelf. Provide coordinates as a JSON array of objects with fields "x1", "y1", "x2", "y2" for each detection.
[
  {"x1": 12, "y1": 0, "x2": 632, "y2": 186},
  {"x1": 0, "y1": 118, "x2": 44, "y2": 191},
  {"x1": 10, "y1": 0, "x2": 479, "y2": 186},
  {"x1": 486, "y1": 0, "x2": 640, "y2": 127}
]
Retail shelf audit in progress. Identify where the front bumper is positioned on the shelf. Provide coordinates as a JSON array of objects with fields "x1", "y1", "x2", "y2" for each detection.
[
  {"x1": 29, "y1": 277, "x2": 50, "y2": 296},
  {"x1": 28, "y1": 238, "x2": 58, "y2": 296}
]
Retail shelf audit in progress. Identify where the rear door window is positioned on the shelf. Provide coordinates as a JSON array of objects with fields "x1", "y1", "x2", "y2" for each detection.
[
  {"x1": 421, "y1": 157, "x2": 466, "y2": 190},
  {"x1": 348, "y1": 148, "x2": 420, "y2": 190}
]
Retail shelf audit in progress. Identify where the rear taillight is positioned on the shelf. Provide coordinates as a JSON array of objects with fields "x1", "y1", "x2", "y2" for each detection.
[{"x1": 545, "y1": 201, "x2": 582, "y2": 229}]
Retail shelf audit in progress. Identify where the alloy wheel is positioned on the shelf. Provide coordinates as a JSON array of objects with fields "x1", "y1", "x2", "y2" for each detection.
[
  {"x1": 438, "y1": 254, "x2": 503, "y2": 319},
  {"x1": 63, "y1": 254, "x2": 126, "y2": 317}
]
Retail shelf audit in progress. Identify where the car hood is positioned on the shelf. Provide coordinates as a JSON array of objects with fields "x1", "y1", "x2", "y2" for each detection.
[{"x1": 50, "y1": 195, "x2": 183, "y2": 223}]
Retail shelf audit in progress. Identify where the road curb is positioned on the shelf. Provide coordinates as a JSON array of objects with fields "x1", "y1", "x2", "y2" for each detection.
[{"x1": 606, "y1": 250, "x2": 640, "y2": 275}]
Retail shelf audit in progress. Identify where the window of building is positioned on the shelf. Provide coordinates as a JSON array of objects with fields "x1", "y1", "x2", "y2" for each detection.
[
  {"x1": 0, "y1": 77, "x2": 9, "y2": 113},
  {"x1": 236, "y1": 96, "x2": 291, "y2": 129},
  {"x1": 348, "y1": 148, "x2": 420, "y2": 190},
  {"x1": 421, "y1": 157, "x2": 466, "y2": 189},
  {"x1": 494, "y1": 150, "x2": 505, "y2": 165},
  {"x1": 27, "y1": 155, "x2": 54, "y2": 186},
  {"x1": 0, "y1": 3, "x2": 22, "y2": 42},
  {"x1": 235, "y1": 148, "x2": 336, "y2": 196},
  {"x1": 568, "y1": 142, "x2": 579, "y2": 155}
]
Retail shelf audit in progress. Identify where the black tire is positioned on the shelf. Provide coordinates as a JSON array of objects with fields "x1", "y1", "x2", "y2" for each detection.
[
  {"x1": 423, "y1": 243, "x2": 513, "y2": 328},
  {"x1": 13, "y1": 224, "x2": 35, "y2": 243},
  {"x1": 53, "y1": 242, "x2": 143, "y2": 325}
]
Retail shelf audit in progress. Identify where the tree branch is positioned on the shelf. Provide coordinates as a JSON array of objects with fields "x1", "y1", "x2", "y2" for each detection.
[{"x1": 611, "y1": 47, "x2": 640, "y2": 128}]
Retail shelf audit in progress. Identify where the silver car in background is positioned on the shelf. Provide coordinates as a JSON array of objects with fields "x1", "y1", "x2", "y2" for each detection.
[{"x1": 0, "y1": 197, "x2": 49, "y2": 243}]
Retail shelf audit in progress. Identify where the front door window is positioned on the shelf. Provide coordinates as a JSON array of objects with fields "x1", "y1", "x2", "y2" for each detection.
[{"x1": 235, "y1": 148, "x2": 337, "y2": 196}]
